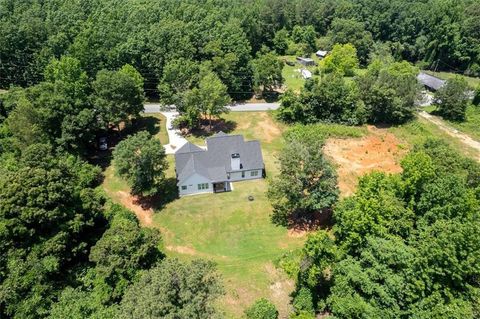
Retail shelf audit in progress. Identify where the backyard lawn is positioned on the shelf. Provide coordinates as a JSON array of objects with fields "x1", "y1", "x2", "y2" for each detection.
[
  {"x1": 102, "y1": 109, "x2": 480, "y2": 318},
  {"x1": 153, "y1": 111, "x2": 303, "y2": 317}
]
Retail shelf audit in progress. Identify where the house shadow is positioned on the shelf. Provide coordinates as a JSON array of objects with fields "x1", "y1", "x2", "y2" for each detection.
[
  {"x1": 188, "y1": 118, "x2": 237, "y2": 139},
  {"x1": 287, "y1": 209, "x2": 334, "y2": 232},
  {"x1": 134, "y1": 177, "x2": 179, "y2": 212}
]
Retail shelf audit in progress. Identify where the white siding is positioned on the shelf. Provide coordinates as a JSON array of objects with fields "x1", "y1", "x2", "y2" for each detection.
[
  {"x1": 228, "y1": 169, "x2": 263, "y2": 182},
  {"x1": 178, "y1": 173, "x2": 213, "y2": 196}
]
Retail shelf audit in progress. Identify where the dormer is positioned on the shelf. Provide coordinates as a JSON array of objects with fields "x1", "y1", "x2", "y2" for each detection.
[{"x1": 231, "y1": 153, "x2": 241, "y2": 170}]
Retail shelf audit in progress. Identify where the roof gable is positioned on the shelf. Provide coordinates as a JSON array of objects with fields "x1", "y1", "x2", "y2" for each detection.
[{"x1": 175, "y1": 134, "x2": 264, "y2": 185}]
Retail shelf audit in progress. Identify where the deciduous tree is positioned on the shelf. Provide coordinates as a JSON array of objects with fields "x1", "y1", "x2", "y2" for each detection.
[
  {"x1": 118, "y1": 259, "x2": 224, "y2": 319},
  {"x1": 268, "y1": 137, "x2": 338, "y2": 226},
  {"x1": 113, "y1": 131, "x2": 168, "y2": 197},
  {"x1": 434, "y1": 76, "x2": 470, "y2": 121},
  {"x1": 320, "y1": 43, "x2": 359, "y2": 76}
]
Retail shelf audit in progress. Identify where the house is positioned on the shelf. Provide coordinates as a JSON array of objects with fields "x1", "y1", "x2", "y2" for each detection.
[
  {"x1": 174, "y1": 133, "x2": 265, "y2": 196},
  {"x1": 296, "y1": 57, "x2": 315, "y2": 66},
  {"x1": 315, "y1": 50, "x2": 328, "y2": 58},
  {"x1": 417, "y1": 72, "x2": 446, "y2": 91},
  {"x1": 301, "y1": 69, "x2": 312, "y2": 79}
]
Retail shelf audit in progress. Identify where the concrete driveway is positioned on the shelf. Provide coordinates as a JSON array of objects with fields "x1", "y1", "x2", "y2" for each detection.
[
  {"x1": 159, "y1": 111, "x2": 187, "y2": 154},
  {"x1": 143, "y1": 102, "x2": 280, "y2": 154}
]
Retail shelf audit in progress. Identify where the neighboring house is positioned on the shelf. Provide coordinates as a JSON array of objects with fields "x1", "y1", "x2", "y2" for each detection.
[
  {"x1": 301, "y1": 69, "x2": 312, "y2": 79},
  {"x1": 296, "y1": 57, "x2": 315, "y2": 66},
  {"x1": 174, "y1": 132, "x2": 265, "y2": 196},
  {"x1": 417, "y1": 72, "x2": 446, "y2": 91},
  {"x1": 315, "y1": 50, "x2": 328, "y2": 58}
]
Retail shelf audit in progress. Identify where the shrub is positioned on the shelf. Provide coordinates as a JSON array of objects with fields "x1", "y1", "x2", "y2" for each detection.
[{"x1": 245, "y1": 298, "x2": 278, "y2": 319}]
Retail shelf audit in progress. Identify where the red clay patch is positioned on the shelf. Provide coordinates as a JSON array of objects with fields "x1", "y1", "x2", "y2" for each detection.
[
  {"x1": 324, "y1": 126, "x2": 406, "y2": 196},
  {"x1": 117, "y1": 191, "x2": 154, "y2": 226}
]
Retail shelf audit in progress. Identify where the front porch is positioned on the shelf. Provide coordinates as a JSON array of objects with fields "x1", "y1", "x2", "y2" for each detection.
[{"x1": 213, "y1": 181, "x2": 232, "y2": 193}]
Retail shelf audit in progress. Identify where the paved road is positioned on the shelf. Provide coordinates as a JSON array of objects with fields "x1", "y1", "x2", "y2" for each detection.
[
  {"x1": 227, "y1": 102, "x2": 280, "y2": 111},
  {"x1": 144, "y1": 102, "x2": 280, "y2": 114},
  {"x1": 144, "y1": 102, "x2": 280, "y2": 154}
]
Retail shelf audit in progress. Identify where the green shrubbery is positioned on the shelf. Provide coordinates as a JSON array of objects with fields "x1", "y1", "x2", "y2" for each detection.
[{"x1": 291, "y1": 140, "x2": 480, "y2": 317}]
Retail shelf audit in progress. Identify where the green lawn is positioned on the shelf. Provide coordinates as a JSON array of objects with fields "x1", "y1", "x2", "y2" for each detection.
[
  {"x1": 137, "y1": 113, "x2": 169, "y2": 145},
  {"x1": 388, "y1": 116, "x2": 479, "y2": 159},
  {"x1": 281, "y1": 56, "x2": 319, "y2": 92},
  {"x1": 280, "y1": 55, "x2": 366, "y2": 92},
  {"x1": 153, "y1": 111, "x2": 302, "y2": 317},
  {"x1": 423, "y1": 70, "x2": 480, "y2": 88},
  {"x1": 154, "y1": 179, "x2": 303, "y2": 318},
  {"x1": 105, "y1": 109, "x2": 479, "y2": 318}
]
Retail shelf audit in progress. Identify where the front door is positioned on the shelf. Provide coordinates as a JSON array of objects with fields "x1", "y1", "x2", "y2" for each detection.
[{"x1": 213, "y1": 182, "x2": 225, "y2": 193}]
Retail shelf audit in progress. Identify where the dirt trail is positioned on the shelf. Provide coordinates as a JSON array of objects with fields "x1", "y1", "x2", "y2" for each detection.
[
  {"x1": 324, "y1": 126, "x2": 406, "y2": 196},
  {"x1": 418, "y1": 111, "x2": 480, "y2": 161},
  {"x1": 117, "y1": 191, "x2": 153, "y2": 226}
]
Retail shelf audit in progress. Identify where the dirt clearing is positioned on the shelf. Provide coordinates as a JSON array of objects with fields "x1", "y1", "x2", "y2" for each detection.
[
  {"x1": 324, "y1": 126, "x2": 406, "y2": 196},
  {"x1": 117, "y1": 191, "x2": 154, "y2": 226}
]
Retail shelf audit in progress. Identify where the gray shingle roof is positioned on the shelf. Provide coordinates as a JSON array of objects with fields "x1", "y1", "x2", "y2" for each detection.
[
  {"x1": 175, "y1": 134, "x2": 264, "y2": 185},
  {"x1": 417, "y1": 72, "x2": 446, "y2": 91}
]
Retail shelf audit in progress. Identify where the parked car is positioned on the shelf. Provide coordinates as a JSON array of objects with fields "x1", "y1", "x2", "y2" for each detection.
[{"x1": 98, "y1": 137, "x2": 108, "y2": 151}]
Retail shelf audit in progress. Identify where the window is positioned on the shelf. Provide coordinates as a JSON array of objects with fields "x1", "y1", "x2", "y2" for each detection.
[
  {"x1": 241, "y1": 171, "x2": 245, "y2": 178},
  {"x1": 198, "y1": 183, "x2": 209, "y2": 190},
  {"x1": 181, "y1": 185, "x2": 187, "y2": 190},
  {"x1": 250, "y1": 170, "x2": 259, "y2": 177}
]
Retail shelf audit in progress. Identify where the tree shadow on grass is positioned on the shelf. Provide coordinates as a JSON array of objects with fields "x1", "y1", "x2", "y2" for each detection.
[
  {"x1": 287, "y1": 209, "x2": 334, "y2": 232},
  {"x1": 131, "y1": 116, "x2": 161, "y2": 136},
  {"x1": 134, "y1": 177, "x2": 179, "y2": 212},
  {"x1": 186, "y1": 118, "x2": 237, "y2": 139}
]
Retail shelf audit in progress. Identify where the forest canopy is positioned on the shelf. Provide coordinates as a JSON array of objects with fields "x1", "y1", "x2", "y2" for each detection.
[{"x1": 1, "y1": 0, "x2": 479, "y2": 97}]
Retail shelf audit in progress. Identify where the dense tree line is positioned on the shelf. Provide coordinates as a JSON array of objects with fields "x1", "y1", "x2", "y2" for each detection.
[
  {"x1": 278, "y1": 52, "x2": 420, "y2": 125},
  {"x1": 289, "y1": 140, "x2": 480, "y2": 318},
  {"x1": 1, "y1": 0, "x2": 478, "y2": 95}
]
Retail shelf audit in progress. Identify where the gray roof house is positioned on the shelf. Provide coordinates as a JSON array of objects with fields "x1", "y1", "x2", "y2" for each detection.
[
  {"x1": 417, "y1": 72, "x2": 446, "y2": 91},
  {"x1": 174, "y1": 133, "x2": 264, "y2": 196},
  {"x1": 296, "y1": 57, "x2": 315, "y2": 66}
]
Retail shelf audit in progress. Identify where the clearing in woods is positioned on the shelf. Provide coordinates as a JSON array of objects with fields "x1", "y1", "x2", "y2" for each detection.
[
  {"x1": 103, "y1": 112, "x2": 479, "y2": 318},
  {"x1": 324, "y1": 126, "x2": 406, "y2": 196}
]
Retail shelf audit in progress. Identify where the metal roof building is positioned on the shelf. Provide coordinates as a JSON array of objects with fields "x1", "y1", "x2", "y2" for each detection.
[{"x1": 417, "y1": 72, "x2": 446, "y2": 91}]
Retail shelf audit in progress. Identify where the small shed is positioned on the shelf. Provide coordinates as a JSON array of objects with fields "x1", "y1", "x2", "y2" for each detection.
[
  {"x1": 315, "y1": 50, "x2": 328, "y2": 58},
  {"x1": 296, "y1": 57, "x2": 315, "y2": 66},
  {"x1": 301, "y1": 69, "x2": 312, "y2": 79},
  {"x1": 417, "y1": 72, "x2": 446, "y2": 91}
]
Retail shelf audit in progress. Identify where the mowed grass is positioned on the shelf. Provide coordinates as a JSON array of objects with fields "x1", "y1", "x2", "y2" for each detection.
[
  {"x1": 280, "y1": 54, "x2": 367, "y2": 92},
  {"x1": 423, "y1": 70, "x2": 480, "y2": 88},
  {"x1": 281, "y1": 55, "x2": 319, "y2": 92},
  {"x1": 153, "y1": 111, "x2": 304, "y2": 317},
  {"x1": 137, "y1": 113, "x2": 169, "y2": 144}
]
